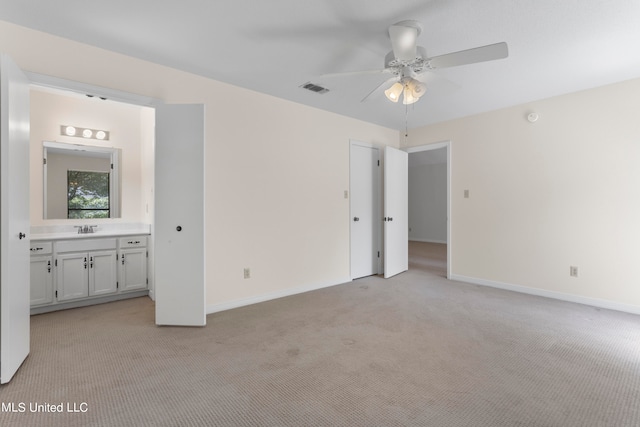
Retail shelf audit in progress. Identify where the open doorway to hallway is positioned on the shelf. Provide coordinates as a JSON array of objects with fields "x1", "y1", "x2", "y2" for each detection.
[{"x1": 407, "y1": 143, "x2": 450, "y2": 278}]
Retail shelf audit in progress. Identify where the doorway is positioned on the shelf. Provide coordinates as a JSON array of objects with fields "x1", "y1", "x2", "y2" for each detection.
[
  {"x1": 406, "y1": 142, "x2": 451, "y2": 279},
  {"x1": 26, "y1": 72, "x2": 206, "y2": 327},
  {"x1": 28, "y1": 83, "x2": 156, "y2": 302}
]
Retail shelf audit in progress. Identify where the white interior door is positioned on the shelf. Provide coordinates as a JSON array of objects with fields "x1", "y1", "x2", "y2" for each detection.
[
  {"x1": 350, "y1": 141, "x2": 380, "y2": 279},
  {"x1": 155, "y1": 104, "x2": 206, "y2": 326},
  {"x1": 384, "y1": 146, "x2": 408, "y2": 278},
  {"x1": 0, "y1": 54, "x2": 30, "y2": 384}
]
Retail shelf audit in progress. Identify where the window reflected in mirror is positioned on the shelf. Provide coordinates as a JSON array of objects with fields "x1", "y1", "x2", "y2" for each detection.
[{"x1": 67, "y1": 170, "x2": 110, "y2": 219}]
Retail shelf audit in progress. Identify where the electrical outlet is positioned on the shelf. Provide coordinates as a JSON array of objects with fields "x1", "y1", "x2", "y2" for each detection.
[
  {"x1": 244, "y1": 268, "x2": 251, "y2": 279},
  {"x1": 570, "y1": 266, "x2": 578, "y2": 277}
]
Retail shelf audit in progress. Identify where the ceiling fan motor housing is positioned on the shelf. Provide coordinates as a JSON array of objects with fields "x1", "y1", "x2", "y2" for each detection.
[{"x1": 385, "y1": 46, "x2": 430, "y2": 74}]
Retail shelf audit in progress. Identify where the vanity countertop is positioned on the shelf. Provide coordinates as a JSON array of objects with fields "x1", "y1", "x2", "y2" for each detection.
[
  {"x1": 30, "y1": 223, "x2": 151, "y2": 241},
  {"x1": 31, "y1": 229, "x2": 150, "y2": 242}
]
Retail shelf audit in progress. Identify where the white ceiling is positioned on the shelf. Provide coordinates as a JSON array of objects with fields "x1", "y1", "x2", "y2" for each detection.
[{"x1": 2, "y1": 0, "x2": 640, "y2": 131}]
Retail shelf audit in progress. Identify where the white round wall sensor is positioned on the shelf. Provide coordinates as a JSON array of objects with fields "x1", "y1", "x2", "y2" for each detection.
[{"x1": 527, "y1": 112, "x2": 539, "y2": 123}]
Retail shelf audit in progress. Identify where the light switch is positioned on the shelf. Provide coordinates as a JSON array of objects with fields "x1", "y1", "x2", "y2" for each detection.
[{"x1": 464, "y1": 189, "x2": 470, "y2": 198}]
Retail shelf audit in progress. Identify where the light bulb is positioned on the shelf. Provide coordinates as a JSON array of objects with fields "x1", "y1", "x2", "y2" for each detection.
[
  {"x1": 82, "y1": 129, "x2": 93, "y2": 138},
  {"x1": 65, "y1": 126, "x2": 77, "y2": 136},
  {"x1": 96, "y1": 131, "x2": 107, "y2": 140},
  {"x1": 384, "y1": 82, "x2": 403, "y2": 103}
]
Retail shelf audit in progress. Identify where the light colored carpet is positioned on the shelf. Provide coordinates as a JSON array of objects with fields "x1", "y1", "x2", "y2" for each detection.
[{"x1": 1, "y1": 242, "x2": 639, "y2": 426}]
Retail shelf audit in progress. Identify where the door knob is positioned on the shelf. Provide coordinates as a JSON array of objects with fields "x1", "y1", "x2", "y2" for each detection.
[
  {"x1": 353, "y1": 217, "x2": 360, "y2": 222},
  {"x1": 176, "y1": 226, "x2": 182, "y2": 232}
]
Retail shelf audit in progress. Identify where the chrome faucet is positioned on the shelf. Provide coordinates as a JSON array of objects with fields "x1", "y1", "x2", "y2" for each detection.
[{"x1": 75, "y1": 225, "x2": 97, "y2": 234}]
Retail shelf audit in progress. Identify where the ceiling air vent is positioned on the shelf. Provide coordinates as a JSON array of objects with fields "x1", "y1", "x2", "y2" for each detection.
[{"x1": 300, "y1": 82, "x2": 329, "y2": 94}]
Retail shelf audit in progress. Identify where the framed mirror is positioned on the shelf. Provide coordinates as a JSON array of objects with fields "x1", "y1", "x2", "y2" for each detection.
[{"x1": 43, "y1": 141, "x2": 120, "y2": 219}]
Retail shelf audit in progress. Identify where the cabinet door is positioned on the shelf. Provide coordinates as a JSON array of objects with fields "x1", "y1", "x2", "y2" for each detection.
[
  {"x1": 120, "y1": 248, "x2": 147, "y2": 292},
  {"x1": 89, "y1": 250, "x2": 117, "y2": 296},
  {"x1": 56, "y1": 253, "x2": 88, "y2": 301},
  {"x1": 30, "y1": 256, "x2": 53, "y2": 306}
]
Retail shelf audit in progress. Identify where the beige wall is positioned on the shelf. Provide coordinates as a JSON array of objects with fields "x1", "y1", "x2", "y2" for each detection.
[
  {"x1": 8, "y1": 19, "x2": 636, "y2": 313},
  {"x1": 408, "y1": 161, "x2": 447, "y2": 243},
  {"x1": 0, "y1": 21, "x2": 399, "y2": 309},
  {"x1": 403, "y1": 79, "x2": 640, "y2": 310}
]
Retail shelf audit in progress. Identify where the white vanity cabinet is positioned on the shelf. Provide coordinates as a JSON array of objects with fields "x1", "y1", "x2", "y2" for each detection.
[
  {"x1": 118, "y1": 236, "x2": 148, "y2": 292},
  {"x1": 30, "y1": 242, "x2": 54, "y2": 306},
  {"x1": 55, "y1": 239, "x2": 118, "y2": 301},
  {"x1": 30, "y1": 233, "x2": 150, "y2": 314}
]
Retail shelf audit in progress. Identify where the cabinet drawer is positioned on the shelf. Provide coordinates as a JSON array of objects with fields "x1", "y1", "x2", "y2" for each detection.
[
  {"x1": 30, "y1": 241, "x2": 53, "y2": 255},
  {"x1": 56, "y1": 238, "x2": 117, "y2": 253},
  {"x1": 119, "y1": 236, "x2": 147, "y2": 248}
]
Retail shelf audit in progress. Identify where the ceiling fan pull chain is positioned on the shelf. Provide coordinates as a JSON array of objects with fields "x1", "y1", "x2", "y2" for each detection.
[{"x1": 404, "y1": 102, "x2": 409, "y2": 143}]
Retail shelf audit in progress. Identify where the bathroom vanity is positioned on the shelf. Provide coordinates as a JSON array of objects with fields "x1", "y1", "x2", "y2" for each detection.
[{"x1": 29, "y1": 225, "x2": 151, "y2": 314}]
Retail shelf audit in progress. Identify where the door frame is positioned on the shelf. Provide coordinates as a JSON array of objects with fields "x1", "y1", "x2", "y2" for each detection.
[
  {"x1": 349, "y1": 139, "x2": 382, "y2": 278},
  {"x1": 27, "y1": 73, "x2": 207, "y2": 325},
  {"x1": 405, "y1": 141, "x2": 452, "y2": 279},
  {"x1": 25, "y1": 72, "x2": 165, "y2": 305}
]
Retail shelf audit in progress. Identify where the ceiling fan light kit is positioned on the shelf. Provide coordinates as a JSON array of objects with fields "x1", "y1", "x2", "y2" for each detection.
[{"x1": 384, "y1": 77, "x2": 427, "y2": 104}]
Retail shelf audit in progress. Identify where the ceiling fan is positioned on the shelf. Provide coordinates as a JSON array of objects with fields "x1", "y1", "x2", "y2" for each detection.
[{"x1": 321, "y1": 20, "x2": 509, "y2": 104}]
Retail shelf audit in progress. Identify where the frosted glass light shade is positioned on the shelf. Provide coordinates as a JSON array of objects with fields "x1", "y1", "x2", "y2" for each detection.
[
  {"x1": 410, "y1": 81, "x2": 427, "y2": 98},
  {"x1": 384, "y1": 82, "x2": 403, "y2": 102}
]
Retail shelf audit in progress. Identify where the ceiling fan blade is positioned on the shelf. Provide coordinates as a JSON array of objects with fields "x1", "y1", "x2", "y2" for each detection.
[
  {"x1": 428, "y1": 42, "x2": 508, "y2": 69},
  {"x1": 360, "y1": 76, "x2": 398, "y2": 103},
  {"x1": 388, "y1": 23, "x2": 419, "y2": 62},
  {"x1": 414, "y1": 71, "x2": 460, "y2": 95},
  {"x1": 319, "y1": 68, "x2": 393, "y2": 79}
]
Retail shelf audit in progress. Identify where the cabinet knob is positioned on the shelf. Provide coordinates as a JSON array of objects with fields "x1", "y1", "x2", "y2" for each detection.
[
  {"x1": 176, "y1": 226, "x2": 182, "y2": 232},
  {"x1": 19, "y1": 232, "x2": 26, "y2": 239}
]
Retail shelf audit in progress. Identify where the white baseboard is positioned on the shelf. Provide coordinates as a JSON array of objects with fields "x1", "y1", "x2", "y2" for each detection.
[
  {"x1": 206, "y1": 277, "x2": 352, "y2": 315},
  {"x1": 409, "y1": 238, "x2": 447, "y2": 244},
  {"x1": 450, "y1": 274, "x2": 640, "y2": 315}
]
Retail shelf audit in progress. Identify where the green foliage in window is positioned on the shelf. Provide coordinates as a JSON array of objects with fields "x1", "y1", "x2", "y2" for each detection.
[{"x1": 67, "y1": 170, "x2": 110, "y2": 219}]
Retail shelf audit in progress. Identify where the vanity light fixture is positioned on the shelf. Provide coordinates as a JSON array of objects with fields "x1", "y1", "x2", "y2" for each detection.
[{"x1": 61, "y1": 125, "x2": 110, "y2": 141}]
